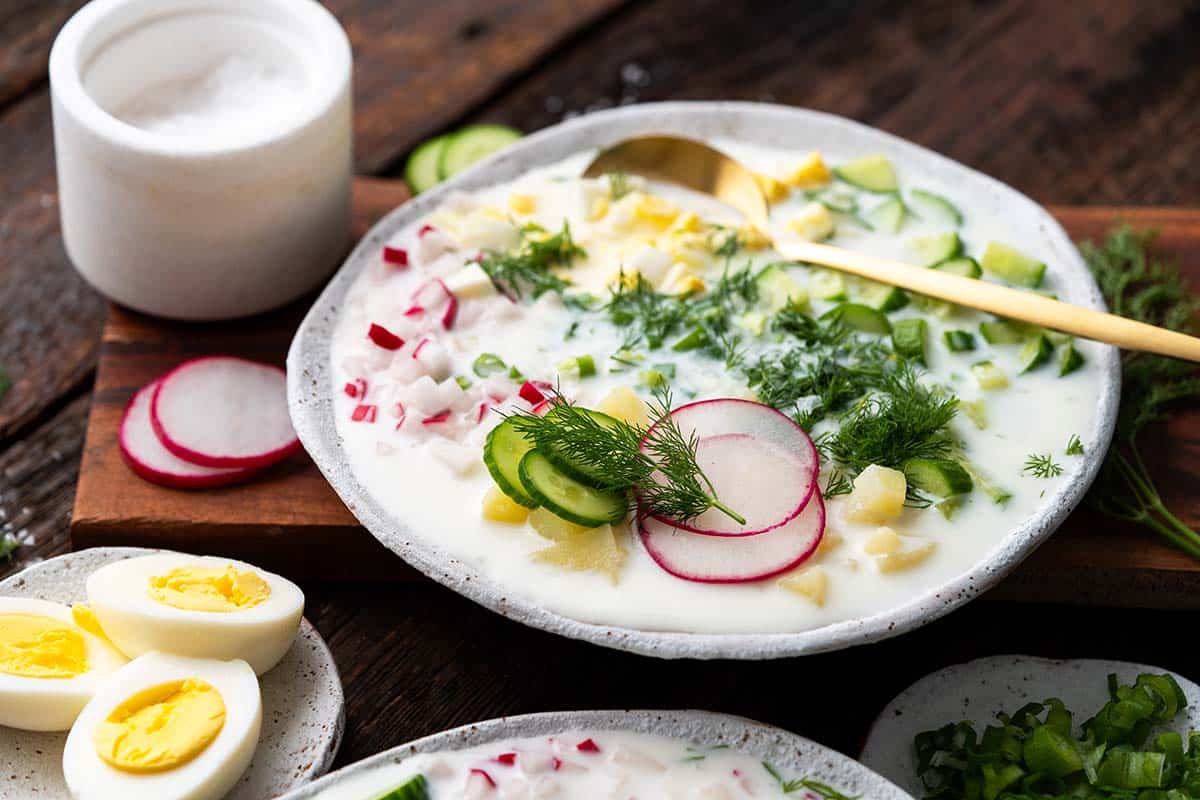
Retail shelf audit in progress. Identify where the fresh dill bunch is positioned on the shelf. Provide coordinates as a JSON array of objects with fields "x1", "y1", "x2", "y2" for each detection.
[
  {"x1": 478, "y1": 221, "x2": 584, "y2": 300},
  {"x1": 605, "y1": 273, "x2": 689, "y2": 349},
  {"x1": 606, "y1": 171, "x2": 633, "y2": 200},
  {"x1": 1023, "y1": 452, "x2": 1064, "y2": 479},
  {"x1": 1065, "y1": 434, "x2": 1084, "y2": 456},
  {"x1": 1081, "y1": 226, "x2": 1200, "y2": 559}
]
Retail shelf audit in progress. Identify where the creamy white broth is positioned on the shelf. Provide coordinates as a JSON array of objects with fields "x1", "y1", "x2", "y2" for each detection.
[
  {"x1": 305, "y1": 729, "x2": 805, "y2": 799},
  {"x1": 330, "y1": 143, "x2": 1103, "y2": 635}
]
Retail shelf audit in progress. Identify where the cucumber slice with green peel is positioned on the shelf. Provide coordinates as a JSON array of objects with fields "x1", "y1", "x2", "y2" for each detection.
[
  {"x1": 438, "y1": 124, "x2": 523, "y2": 180},
  {"x1": 1059, "y1": 341, "x2": 1085, "y2": 376},
  {"x1": 908, "y1": 189, "x2": 963, "y2": 227},
  {"x1": 1045, "y1": 329, "x2": 1071, "y2": 346},
  {"x1": 404, "y1": 135, "x2": 451, "y2": 194},
  {"x1": 909, "y1": 232, "x2": 963, "y2": 267},
  {"x1": 518, "y1": 450, "x2": 627, "y2": 527},
  {"x1": 820, "y1": 302, "x2": 892, "y2": 334},
  {"x1": 892, "y1": 318, "x2": 928, "y2": 365},
  {"x1": 809, "y1": 269, "x2": 847, "y2": 301},
  {"x1": 933, "y1": 257, "x2": 981, "y2": 279},
  {"x1": 971, "y1": 360, "x2": 1009, "y2": 390},
  {"x1": 943, "y1": 329, "x2": 976, "y2": 352},
  {"x1": 863, "y1": 284, "x2": 909, "y2": 312},
  {"x1": 903, "y1": 458, "x2": 974, "y2": 498},
  {"x1": 375, "y1": 775, "x2": 430, "y2": 800},
  {"x1": 755, "y1": 264, "x2": 808, "y2": 311},
  {"x1": 834, "y1": 154, "x2": 899, "y2": 193},
  {"x1": 1018, "y1": 334, "x2": 1054, "y2": 373},
  {"x1": 862, "y1": 197, "x2": 906, "y2": 233},
  {"x1": 960, "y1": 399, "x2": 988, "y2": 430},
  {"x1": 979, "y1": 320, "x2": 1027, "y2": 345},
  {"x1": 805, "y1": 186, "x2": 858, "y2": 215},
  {"x1": 538, "y1": 407, "x2": 623, "y2": 488},
  {"x1": 483, "y1": 418, "x2": 538, "y2": 508},
  {"x1": 981, "y1": 242, "x2": 1046, "y2": 288}
]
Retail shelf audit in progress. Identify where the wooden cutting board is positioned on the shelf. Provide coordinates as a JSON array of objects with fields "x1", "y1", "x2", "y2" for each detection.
[{"x1": 70, "y1": 183, "x2": 1200, "y2": 602}]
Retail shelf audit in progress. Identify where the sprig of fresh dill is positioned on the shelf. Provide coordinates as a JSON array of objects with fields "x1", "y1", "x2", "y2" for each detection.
[
  {"x1": 478, "y1": 221, "x2": 585, "y2": 300},
  {"x1": 506, "y1": 387, "x2": 745, "y2": 525},
  {"x1": 1082, "y1": 226, "x2": 1200, "y2": 559},
  {"x1": 762, "y1": 762, "x2": 858, "y2": 799},
  {"x1": 1023, "y1": 452, "x2": 1064, "y2": 479},
  {"x1": 1066, "y1": 434, "x2": 1084, "y2": 456}
]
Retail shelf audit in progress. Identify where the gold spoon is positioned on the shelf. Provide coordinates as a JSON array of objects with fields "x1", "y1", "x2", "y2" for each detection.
[{"x1": 584, "y1": 135, "x2": 1200, "y2": 362}]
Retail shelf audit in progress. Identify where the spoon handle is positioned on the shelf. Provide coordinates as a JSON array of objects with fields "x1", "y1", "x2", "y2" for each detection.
[{"x1": 778, "y1": 239, "x2": 1200, "y2": 363}]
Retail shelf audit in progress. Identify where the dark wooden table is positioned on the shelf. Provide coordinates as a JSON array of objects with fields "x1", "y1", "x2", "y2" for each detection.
[{"x1": 4, "y1": 0, "x2": 1200, "y2": 776}]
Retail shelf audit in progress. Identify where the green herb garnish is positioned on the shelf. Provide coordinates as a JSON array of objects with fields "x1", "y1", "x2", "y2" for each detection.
[
  {"x1": 478, "y1": 222, "x2": 584, "y2": 300},
  {"x1": 1065, "y1": 434, "x2": 1084, "y2": 456},
  {"x1": 1023, "y1": 453, "x2": 1064, "y2": 479},
  {"x1": 607, "y1": 171, "x2": 633, "y2": 200},
  {"x1": 763, "y1": 762, "x2": 858, "y2": 798},
  {"x1": 0, "y1": 533, "x2": 18, "y2": 561}
]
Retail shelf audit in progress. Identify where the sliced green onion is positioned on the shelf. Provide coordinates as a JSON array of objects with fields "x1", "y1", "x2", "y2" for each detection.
[{"x1": 472, "y1": 353, "x2": 507, "y2": 377}]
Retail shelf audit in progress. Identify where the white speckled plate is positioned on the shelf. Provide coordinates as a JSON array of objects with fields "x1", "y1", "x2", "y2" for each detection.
[
  {"x1": 277, "y1": 709, "x2": 913, "y2": 800},
  {"x1": 860, "y1": 655, "x2": 1200, "y2": 796},
  {"x1": 0, "y1": 547, "x2": 344, "y2": 800},
  {"x1": 287, "y1": 101, "x2": 1120, "y2": 660}
]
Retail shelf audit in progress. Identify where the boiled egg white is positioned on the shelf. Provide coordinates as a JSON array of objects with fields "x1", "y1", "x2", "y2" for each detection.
[
  {"x1": 63, "y1": 652, "x2": 261, "y2": 800},
  {"x1": 84, "y1": 553, "x2": 304, "y2": 675},
  {"x1": 0, "y1": 597, "x2": 127, "y2": 731}
]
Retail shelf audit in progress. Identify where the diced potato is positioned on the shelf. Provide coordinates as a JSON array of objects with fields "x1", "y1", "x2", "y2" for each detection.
[
  {"x1": 876, "y1": 537, "x2": 937, "y2": 574},
  {"x1": 778, "y1": 566, "x2": 828, "y2": 606},
  {"x1": 528, "y1": 506, "x2": 587, "y2": 540},
  {"x1": 483, "y1": 485, "x2": 530, "y2": 524},
  {"x1": 787, "y1": 202, "x2": 835, "y2": 242},
  {"x1": 530, "y1": 515, "x2": 627, "y2": 584},
  {"x1": 814, "y1": 530, "x2": 843, "y2": 557},
  {"x1": 597, "y1": 385, "x2": 651, "y2": 427},
  {"x1": 589, "y1": 196, "x2": 610, "y2": 221},
  {"x1": 443, "y1": 263, "x2": 498, "y2": 300},
  {"x1": 784, "y1": 152, "x2": 832, "y2": 188},
  {"x1": 754, "y1": 172, "x2": 790, "y2": 203},
  {"x1": 632, "y1": 192, "x2": 681, "y2": 229},
  {"x1": 863, "y1": 526, "x2": 902, "y2": 555},
  {"x1": 507, "y1": 193, "x2": 536, "y2": 215},
  {"x1": 843, "y1": 464, "x2": 907, "y2": 524}
]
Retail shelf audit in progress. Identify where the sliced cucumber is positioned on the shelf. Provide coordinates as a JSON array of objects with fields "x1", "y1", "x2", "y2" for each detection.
[
  {"x1": 472, "y1": 352, "x2": 507, "y2": 377},
  {"x1": 375, "y1": 775, "x2": 430, "y2": 800},
  {"x1": 834, "y1": 154, "x2": 898, "y2": 193},
  {"x1": 805, "y1": 186, "x2": 858, "y2": 215},
  {"x1": 537, "y1": 407, "x2": 622, "y2": 488},
  {"x1": 809, "y1": 269, "x2": 847, "y2": 301},
  {"x1": 518, "y1": 450, "x2": 627, "y2": 527},
  {"x1": 933, "y1": 257, "x2": 981, "y2": 279},
  {"x1": 903, "y1": 458, "x2": 974, "y2": 498},
  {"x1": 909, "y1": 232, "x2": 962, "y2": 267},
  {"x1": 821, "y1": 302, "x2": 891, "y2": 334},
  {"x1": 981, "y1": 242, "x2": 1046, "y2": 288},
  {"x1": 858, "y1": 279, "x2": 909, "y2": 312},
  {"x1": 978, "y1": 320, "x2": 1026, "y2": 345},
  {"x1": 1059, "y1": 341, "x2": 1085, "y2": 376},
  {"x1": 971, "y1": 360, "x2": 1009, "y2": 390},
  {"x1": 1018, "y1": 334, "x2": 1054, "y2": 373},
  {"x1": 863, "y1": 197, "x2": 906, "y2": 234},
  {"x1": 438, "y1": 124, "x2": 523, "y2": 180},
  {"x1": 943, "y1": 329, "x2": 976, "y2": 352},
  {"x1": 404, "y1": 135, "x2": 450, "y2": 194},
  {"x1": 892, "y1": 318, "x2": 928, "y2": 365},
  {"x1": 960, "y1": 399, "x2": 988, "y2": 430},
  {"x1": 756, "y1": 263, "x2": 808, "y2": 311},
  {"x1": 908, "y1": 188, "x2": 963, "y2": 227},
  {"x1": 483, "y1": 419, "x2": 538, "y2": 508}
]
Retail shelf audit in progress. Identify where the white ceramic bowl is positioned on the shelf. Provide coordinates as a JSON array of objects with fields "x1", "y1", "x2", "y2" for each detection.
[
  {"x1": 277, "y1": 709, "x2": 913, "y2": 800},
  {"x1": 287, "y1": 101, "x2": 1120, "y2": 659},
  {"x1": 50, "y1": 0, "x2": 353, "y2": 320},
  {"x1": 0, "y1": 547, "x2": 344, "y2": 800}
]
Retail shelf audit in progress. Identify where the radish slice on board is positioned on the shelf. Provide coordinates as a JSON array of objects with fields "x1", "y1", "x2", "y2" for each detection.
[
  {"x1": 120, "y1": 380, "x2": 256, "y2": 489},
  {"x1": 641, "y1": 398, "x2": 818, "y2": 536},
  {"x1": 640, "y1": 494, "x2": 825, "y2": 583},
  {"x1": 151, "y1": 356, "x2": 300, "y2": 469}
]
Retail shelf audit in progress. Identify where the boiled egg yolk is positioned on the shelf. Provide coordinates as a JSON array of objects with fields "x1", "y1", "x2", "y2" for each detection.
[
  {"x1": 147, "y1": 565, "x2": 271, "y2": 613},
  {"x1": 92, "y1": 678, "x2": 226, "y2": 773},
  {"x1": 0, "y1": 614, "x2": 89, "y2": 679}
]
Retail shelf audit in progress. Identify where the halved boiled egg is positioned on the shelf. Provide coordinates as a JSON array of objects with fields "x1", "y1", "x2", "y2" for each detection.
[
  {"x1": 84, "y1": 553, "x2": 304, "y2": 675},
  {"x1": 63, "y1": 652, "x2": 261, "y2": 800},
  {"x1": 0, "y1": 597, "x2": 127, "y2": 731}
]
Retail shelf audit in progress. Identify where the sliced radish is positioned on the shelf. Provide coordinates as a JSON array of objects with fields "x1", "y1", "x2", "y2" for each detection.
[
  {"x1": 422, "y1": 409, "x2": 451, "y2": 425},
  {"x1": 120, "y1": 381, "x2": 256, "y2": 489},
  {"x1": 640, "y1": 494, "x2": 825, "y2": 583},
  {"x1": 151, "y1": 356, "x2": 300, "y2": 469},
  {"x1": 641, "y1": 398, "x2": 818, "y2": 536},
  {"x1": 368, "y1": 323, "x2": 405, "y2": 350}
]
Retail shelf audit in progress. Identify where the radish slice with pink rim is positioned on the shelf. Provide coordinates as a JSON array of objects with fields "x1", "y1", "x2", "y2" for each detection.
[
  {"x1": 120, "y1": 380, "x2": 257, "y2": 489},
  {"x1": 150, "y1": 356, "x2": 300, "y2": 469},
  {"x1": 641, "y1": 398, "x2": 819, "y2": 536},
  {"x1": 640, "y1": 494, "x2": 825, "y2": 584}
]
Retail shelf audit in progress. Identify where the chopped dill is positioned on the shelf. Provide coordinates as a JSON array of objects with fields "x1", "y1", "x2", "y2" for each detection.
[
  {"x1": 709, "y1": 226, "x2": 741, "y2": 258},
  {"x1": 606, "y1": 273, "x2": 688, "y2": 349},
  {"x1": 1065, "y1": 433, "x2": 1084, "y2": 456},
  {"x1": 563, "y1": 321, "x2": 579, "y2": 341},
  {"x1": 762, "y1": 762, "x2": 858, "y2": 798},
  {"x1": 478, "y1": 221, "x2": 584, "y2": 300},
  {"x1": 823, "y1": 468, "x2": 853, "y2": 499},
  {"x1": 606, "y1": 171, "x2": 633, "y2": 200},
  {"x1": 1023, "y1": 452, "x2": 1064, "y2": 479}
]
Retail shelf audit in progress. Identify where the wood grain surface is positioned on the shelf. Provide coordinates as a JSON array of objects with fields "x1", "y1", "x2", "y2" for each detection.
[{"x1": 4, "y1": 0, "x2": 1200, "y2": 777}]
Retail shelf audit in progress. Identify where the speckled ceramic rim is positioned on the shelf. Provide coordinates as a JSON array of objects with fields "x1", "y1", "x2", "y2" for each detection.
[
  {"x1": 277, "y1": 709, "x2": 913, "y2": 800},
  {"x1": 287, "y1": 101, "x2": 1121, "y2": 660}
]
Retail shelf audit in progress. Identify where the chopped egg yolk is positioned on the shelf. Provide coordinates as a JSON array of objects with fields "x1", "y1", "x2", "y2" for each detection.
[
  {"x1": 148, "y1": 565, "x2": 271, "y2": 613},
  {"x1": 93, "y1": 679, "x2": 226, "y2": 773},
  {"x1": 0, "y1": 614, "x2": 89, "y2": 678}
]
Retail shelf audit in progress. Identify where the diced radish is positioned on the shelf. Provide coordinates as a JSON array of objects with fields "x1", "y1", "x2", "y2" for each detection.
[
  {"x1": 531, "y1": 399, "x2": 554, "y2": 416},
  {"x1": 441, "y1": 291, "x2": 459, "y2": 330},
  {"x1": 392, "y1": 402, "x2": 408, "y2": 430},
  {"x1": 422, "y1": 409, "x2": 451, "y2": 425},
  {"x1": 494, "y1": 753, "x2": 517, "y2": 766},
  {"x1": 403, "y1": 305, "x2": 425, "y2": 318},
  {"x1": 343, "y1": 378, "x2": 367, "y2": 399},
  {"x1": 411, "y1": 278, "x2": 458, "y2": 330},
  {"x1": 351, "y1": 404, "x2": 377, "y2": 423},
  {"x1": 468, "y1": 768, "x2": 496, "y2": 789},
  {"x1": 120, "y1": 380, "x2": 257, "y2": 489},
  {"x1": 419, "y1": 224, "x2": 436, "y2": 237},
  {"x1": 640, "y1": 494, "x2": 825, "y2": 583},
  {"x1": 382, "y1": 245, "x2": 409, "y2": 266},
  {"x1": 518, "y1": 381, "x2": 547, "y2": 405},
  {"x1": 367, "y1": 323, "x2": 405, "y2": 350},
  {"x1": 476, "y1": 401, "x2": 492, "y2": 423},
  {"x1": 641, "y1": 398, "x2": 818, "y2": 537},
  {"x1": 576, "y1": 738, "x2": 600, "y2": 753},
  {"x1": 150, "y1": 356, "x2": 300, "y2": 469},
  {"x1": 415, "y1": 226, "x2": 454, "y2": 264},
  {"x1": 411, "y1": 337, "x2": 430, "y2": 359}
]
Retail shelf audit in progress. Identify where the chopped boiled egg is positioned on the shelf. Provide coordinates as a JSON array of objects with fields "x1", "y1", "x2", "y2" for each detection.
[
  {"x1": 631, "y1": 192, "x2": 681, "y2": 230},
  {"x1": 753, "y1": 172, "x2": 789, "y2": 203},
  {"x1": 843, "y1": 464, "x2": 907, "y2": 524},
  {"x1": 737, "y1": 224, "x2": 772, "y2": 250},
  {"x1": 507, "y1": 193, "x2": 536, "y2": 215},
  {"x1": 784, "y1": 152, "x2": 831, "y2": 187},
  {"x1": 443, "y1": 263, "x2": 498, "y2": 300},
  {"x1": 660, "y1": 263, "x2": 705, "y2": 296},
  {"x1": 588, "y1": 196, "x2": 610, "y2": 221},
  {"x1": 787, "y1": 202, "x2": 835, "y2": 242}
]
